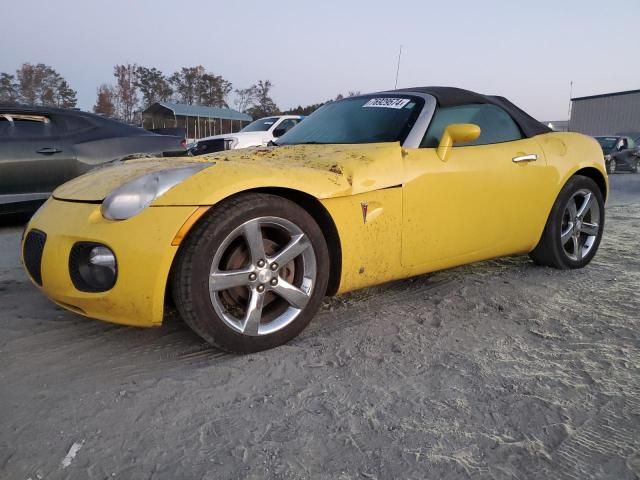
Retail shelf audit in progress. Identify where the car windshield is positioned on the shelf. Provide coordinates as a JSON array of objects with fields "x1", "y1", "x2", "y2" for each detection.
[
  {"x1": 595, "y1": 136, "x2": 618, "y2": 153},
  {"x1": 276, "y1": 95, "x2": 424, "y2": 145},
  {"x1": 241, "y1": 117, "x2": 279, "y2": 132}
]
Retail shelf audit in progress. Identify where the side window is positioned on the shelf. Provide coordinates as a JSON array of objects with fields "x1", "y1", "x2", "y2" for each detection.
[
  {"x1": 273, "y1": 119, "x2": 298, "y2": 136},
  {"x1": 0, "y1": 115, "x2": 12, "y2": 136},
  {"x1": 59, "y1": 114, "x2": 94, "y2": 134},
  {"x1": 421, "y1": 104, "x2": 522, "y2": 148},
  {"x1": 1, "y1": 114, "x2": 54, "y2": 138}
]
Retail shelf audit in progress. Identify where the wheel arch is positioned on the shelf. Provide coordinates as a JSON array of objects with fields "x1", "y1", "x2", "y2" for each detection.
[
  {"x1": 529, "y1": 166, "x2": 607, "y2": 256},
  {"x1": 573, "y1": 167, "x2": 608, "y2": 201},
  {"x1": 167, "y1": 187, "x2": 343, "y2": 302},
  {"x1": 247, "y1": 187, "x2": 342, "y2": 296}
]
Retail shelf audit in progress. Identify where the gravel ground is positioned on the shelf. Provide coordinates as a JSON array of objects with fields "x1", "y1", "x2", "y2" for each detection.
[{"x1": 1, "y1": 174, "x2": 639, "y2": 480}]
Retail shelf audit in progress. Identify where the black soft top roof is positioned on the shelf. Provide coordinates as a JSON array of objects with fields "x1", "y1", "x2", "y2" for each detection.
[{"x1": 392, "y1": 86, "x2": 551, "y2": 138}]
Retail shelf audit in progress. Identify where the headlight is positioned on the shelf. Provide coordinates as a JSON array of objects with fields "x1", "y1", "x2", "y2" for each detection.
[
  {"x1": 101, "y1": 164, "x2": 210, "y2": 220},
  {"x1": 604, "y1": 154, "x2": 611, "y2": 161}
]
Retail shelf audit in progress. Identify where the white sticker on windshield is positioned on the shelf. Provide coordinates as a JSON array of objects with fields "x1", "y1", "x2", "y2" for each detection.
[{"x1": 362, "y1": 98, "x2": 411, "y2": 109}]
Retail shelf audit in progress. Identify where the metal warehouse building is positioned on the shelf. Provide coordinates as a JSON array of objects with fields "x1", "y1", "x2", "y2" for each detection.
[
  {"x1": 569, "y1": 89, "x2": 640, "y2": 136},
  {"x1": 142, "y1": 102, "x2": 252, "y2": 141}
]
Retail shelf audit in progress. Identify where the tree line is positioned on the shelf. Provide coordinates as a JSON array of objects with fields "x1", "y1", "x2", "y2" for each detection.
[
  {"x1": 0, "y1": 62, "x2": 360, "y2": 122},
  {"x1": 90, "y1": 63, "x2": 284, "y2": 124},
  {"x1": 0, "y1": 63, "x2": 77, "y2": 108}
]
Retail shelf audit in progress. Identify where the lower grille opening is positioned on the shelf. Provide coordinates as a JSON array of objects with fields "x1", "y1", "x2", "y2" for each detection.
[{"x1": 23, "y1": 230, "x2": 47, "y2": 286}]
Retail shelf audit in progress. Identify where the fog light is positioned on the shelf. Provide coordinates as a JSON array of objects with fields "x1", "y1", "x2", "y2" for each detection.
[
  {"x1": 69, "y1": 243, "x2": 118, "y2": 292},
  {"x1": 89, "y1": 246, "x2": 116, "y2": 273}
]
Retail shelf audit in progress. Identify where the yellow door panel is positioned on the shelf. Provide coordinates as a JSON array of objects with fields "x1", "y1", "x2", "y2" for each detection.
[{"x1": 401, "y1": 138, "x2": 554, "y2": 267}]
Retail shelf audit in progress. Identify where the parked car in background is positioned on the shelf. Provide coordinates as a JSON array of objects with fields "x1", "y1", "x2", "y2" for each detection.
[
  {"x1": 0, "y1": 106, "x2": 186, "y2": 214},
  {"x1": 189, "y1": 115, "x2": 303, "y2": 156},
  {"x1": 147, "y1": 127, "x2": 187, "y2": 148},
  {"x1": 594, "y1": 135, "x2": 639, "y2": 174}
]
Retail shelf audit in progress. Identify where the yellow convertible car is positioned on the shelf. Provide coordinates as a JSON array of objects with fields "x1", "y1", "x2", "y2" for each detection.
[{"x1": 22, "y1": 87, "x2": 607, "y2": 352}]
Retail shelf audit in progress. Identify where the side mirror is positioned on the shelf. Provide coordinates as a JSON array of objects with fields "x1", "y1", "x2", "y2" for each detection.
[
  {"x1": 437, "y1": 123, "x2": 481, "y2": 161},
  {"x1": 273, "y1": 128, "x2": 286, "y2": 137}
]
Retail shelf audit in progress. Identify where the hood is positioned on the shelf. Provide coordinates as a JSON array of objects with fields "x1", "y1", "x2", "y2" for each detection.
[
  {"x1": 53, "y1": 143, "x2": 405, "y2": 205},
  {"x1": 53, "y1": 158, "x2": 215, "y2": 201}
]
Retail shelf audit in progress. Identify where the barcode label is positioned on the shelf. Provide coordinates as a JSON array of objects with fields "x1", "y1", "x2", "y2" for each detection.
[{"x1": 362, "y1": 98, "x2": 411, "y2": 109}]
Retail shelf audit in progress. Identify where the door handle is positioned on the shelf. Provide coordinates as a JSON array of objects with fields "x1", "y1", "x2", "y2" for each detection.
[
  {"x1": 512, "y1": 154, "x2": 537, "y2": 163},
  {"x1": 36, "y1": 147, "x2": 62, "y2": 155}
]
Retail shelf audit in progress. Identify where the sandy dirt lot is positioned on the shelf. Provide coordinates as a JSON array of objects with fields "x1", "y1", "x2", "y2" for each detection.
[{"x1": 1, "y1": 175, "x2": 639, "y2": 480}]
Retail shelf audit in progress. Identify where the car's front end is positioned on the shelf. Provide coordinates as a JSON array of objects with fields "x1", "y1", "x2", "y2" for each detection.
[
  {"x1": 21, "y1": 160, "x2": 213, "y2": 326},
  {"x1": 20, "y1": 137, "x2": 405, "y2": 330},
  {"x1": 22, "y1": 198, "x2": 201, "y2": 326}
]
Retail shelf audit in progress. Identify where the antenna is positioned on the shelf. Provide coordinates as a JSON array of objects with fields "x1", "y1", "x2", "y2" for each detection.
[{"x1": 394, "y1": 45, "x2": 403, "y2": 89}]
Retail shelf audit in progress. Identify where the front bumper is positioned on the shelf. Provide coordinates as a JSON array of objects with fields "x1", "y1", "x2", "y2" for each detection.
[{"x1": 22, "y1": 198, "x2": 199, "y2": 327}]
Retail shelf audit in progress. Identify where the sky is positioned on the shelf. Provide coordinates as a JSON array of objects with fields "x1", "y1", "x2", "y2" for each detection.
[{"x1": 3, "y1": 0, "x2": 639, "y2": 120}]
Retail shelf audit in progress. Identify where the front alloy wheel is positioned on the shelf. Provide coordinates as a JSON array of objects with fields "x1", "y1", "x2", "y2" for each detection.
[
  {"x1": 173, "y1": 193, "x2": 330, "y2": 353},
  {"x1": 208, "y1": 217, "x2": 316, "y2": 336}
]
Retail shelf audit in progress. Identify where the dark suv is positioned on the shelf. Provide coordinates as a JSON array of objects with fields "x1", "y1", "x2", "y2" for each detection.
[
  {"x1": 0, "y1": 106, "x2": 185, "y2": 214},
  {"x1": 594, "y1": 135, "x2": 640, "y2": 174}
]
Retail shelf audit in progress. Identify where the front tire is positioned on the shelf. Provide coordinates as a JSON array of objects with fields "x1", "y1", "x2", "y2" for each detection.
[
  {"x1": 607, "y1": 158, "x2": 616, "y2": 174},
  {"x1": 529, "y1": 175, "x2": 604, "y2": 269},
  {"x1": 172, "y1": 193, "x2": 330, "y2": 353}
]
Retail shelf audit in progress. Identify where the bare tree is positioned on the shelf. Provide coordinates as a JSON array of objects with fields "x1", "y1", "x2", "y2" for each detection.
[
  {"x1": 169, "y1": 66, "x2": 205, "y2": 105},
  {"x1": 9, "y1": 63, "x2": 77, "y2": 107},
  {"x1": 113, "y1": 63, "x2": 139, "y2": 122},
  {"x1": 234, "y1": 86, "x2": 257, "y2": 113},
  {"x1": 93, "y1": 84, "x2": 116, "y2": 117},
  {"x1": 198, "y1": 73, "x2": 232, "y2": 107},
  {"x1": 16, "y1": 63, "x2": 44, "y2": 104},
  {"x1": 55, "y1": 79, "x2": 77, "y2": 108},
  {"x1": 169, "y1": 66, "x2": 233, "y2": 107},
  {"x1": 135, "y1": 66, "x2": 172, "y2": 108},
  {"x1": 247, "y1": 80, "x2": 279, "y2": 118},
  {"x1": 0, "y1": 73, "x2": 18, "y2": 104}
]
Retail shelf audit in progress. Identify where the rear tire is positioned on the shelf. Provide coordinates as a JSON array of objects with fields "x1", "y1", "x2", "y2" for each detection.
[
  {"x1": 529, "y1": 175, "x2": 604, "y2": 269},
  {"x1": 172, "y1": 193, "x2": 330, "y2": 353}
]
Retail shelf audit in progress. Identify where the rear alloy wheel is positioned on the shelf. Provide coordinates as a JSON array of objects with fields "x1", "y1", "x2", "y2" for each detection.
[
  {"x1": 173, "y1": 193, "x2": 329, "y2": 353},
  {"x1": 529, "y1": 175, "x2": 604, "y2": 269},
  {"x1": 632, "y1": 160, "x2": 639, "y2": 173}
]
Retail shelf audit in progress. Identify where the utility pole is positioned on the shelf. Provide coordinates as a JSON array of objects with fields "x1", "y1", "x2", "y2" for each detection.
[
  {"x1": 394, "y1": 45, "x2": 403, "y2": 89},
  {"x1": 567, "y1": 80, "x2": 574, "y2": 131}
]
